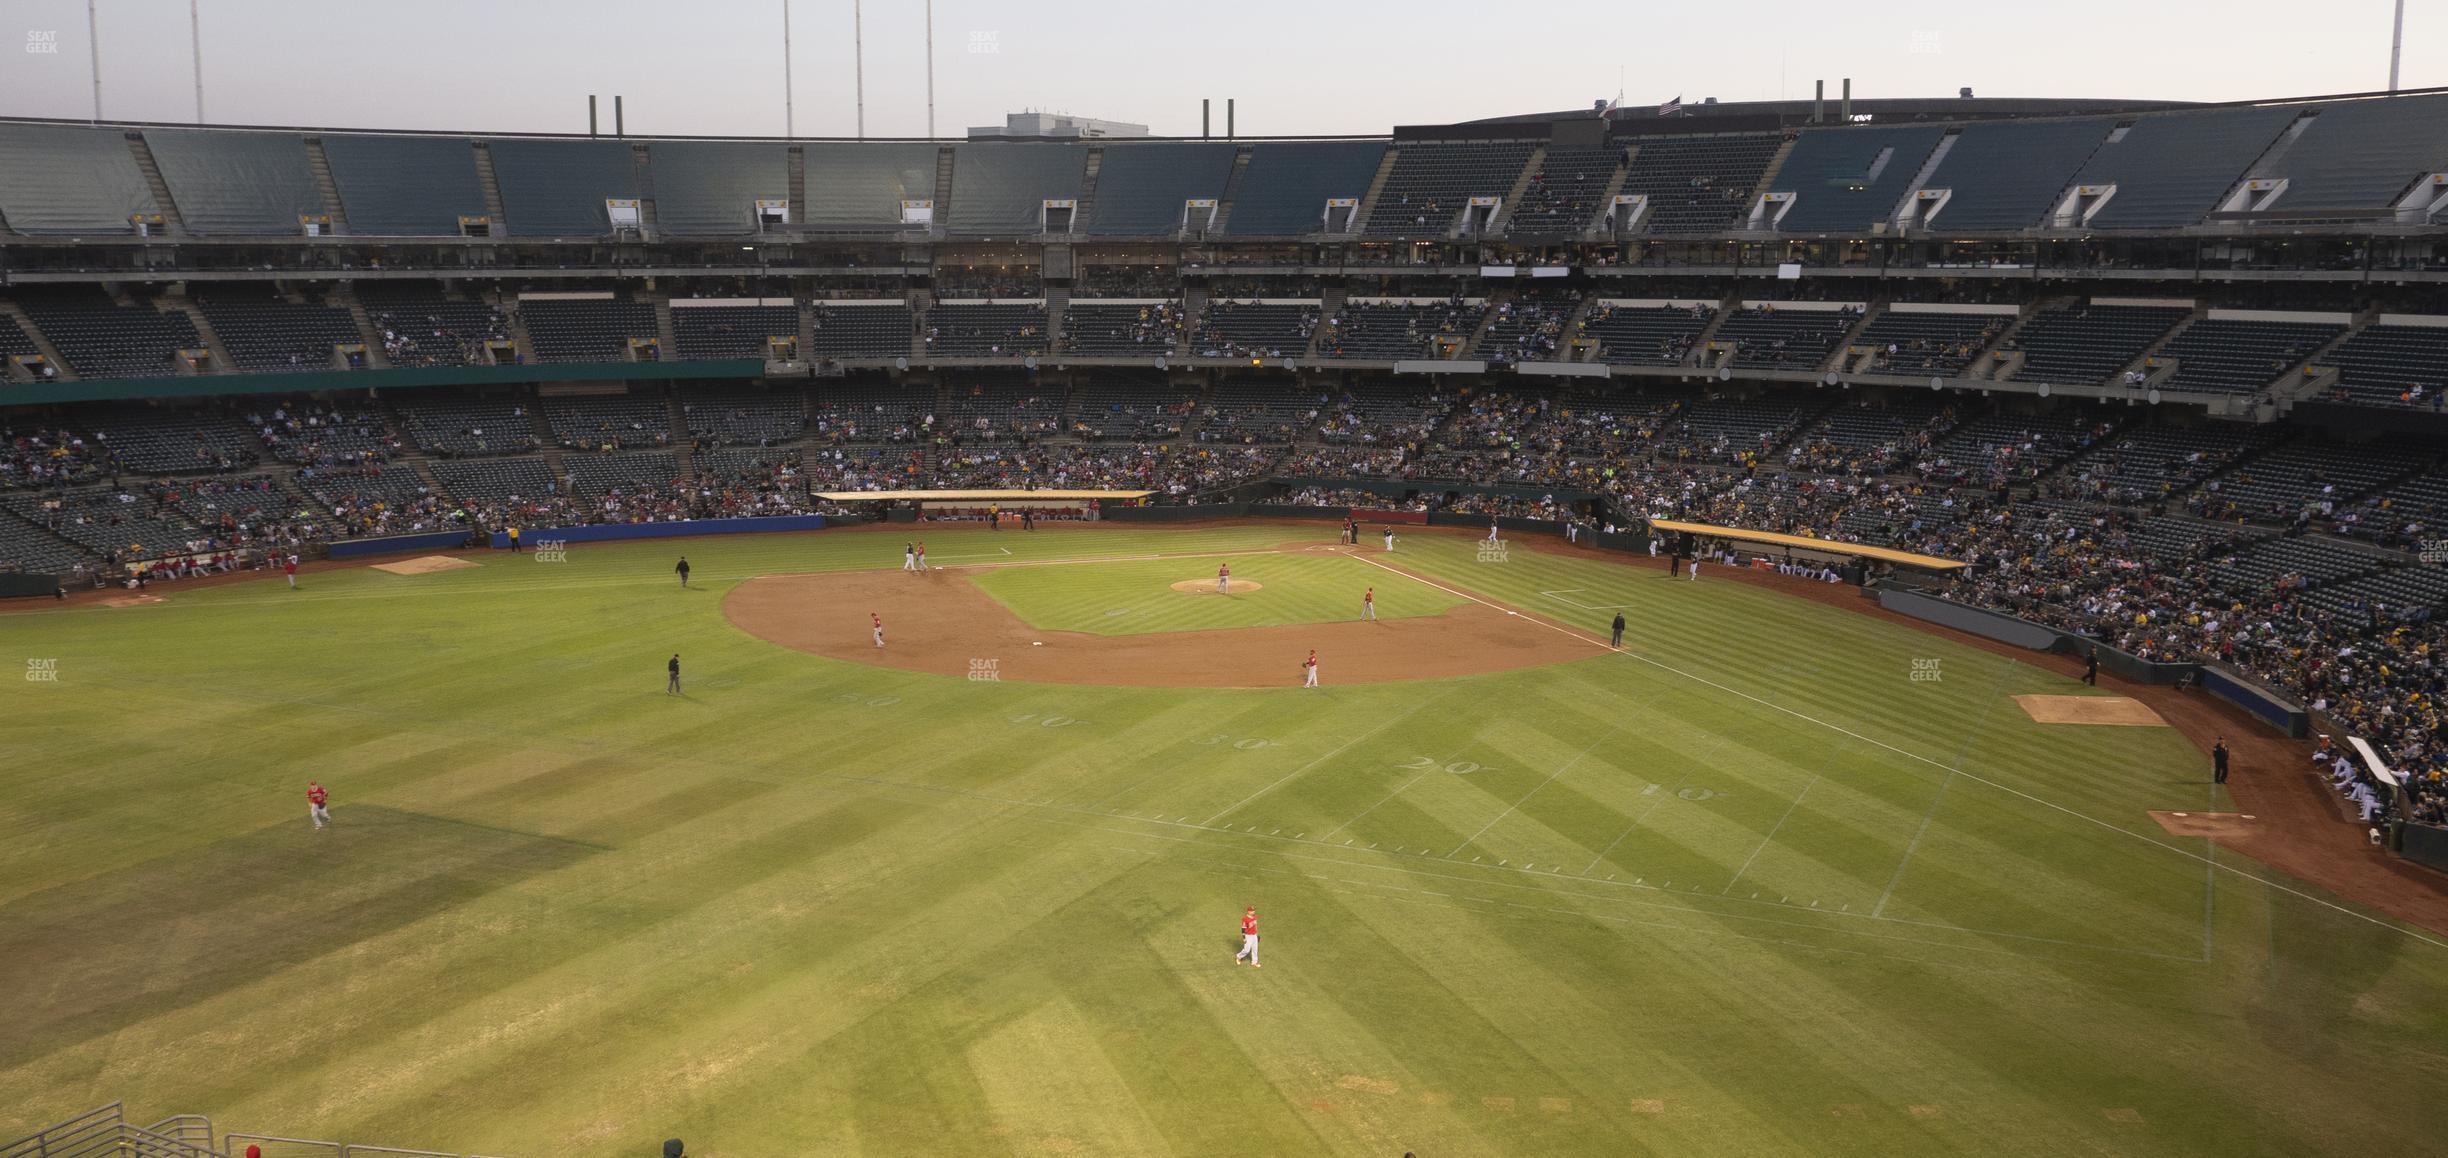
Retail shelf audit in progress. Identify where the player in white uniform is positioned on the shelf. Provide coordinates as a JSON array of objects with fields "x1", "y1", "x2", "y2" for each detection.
[
  {"x1": 1382, "y1": 528, "x2": 1395, "y2": 552},
  {"x1": 871, "y1": 612, "x2": 885, "y2": 648},
  {"x1": 1361, "y1": 587, "x2": 1375, "y2": 621},
  {"x1": 903, "y1": 543, "x2": 917, "y2": 572}
]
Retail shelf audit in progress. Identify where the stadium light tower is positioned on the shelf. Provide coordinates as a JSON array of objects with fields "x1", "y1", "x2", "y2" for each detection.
[
  {"x1": 86, "y1": 0, "x2": 101, "y2": 122},
  {"x1": 855, "y1": 0, "x2": 866, "y2": 138},
  {"x1": 190, "y1": 0, "x2": 204, "y2": 122},
  {"x1": 782, "y1": 0, "x2": 795, "y2": 138},
  {"x1": 925, "y1": 0, "x2": 936, "y2": 139},
  {"x1": 2390, "y1": 0, "x2": 2406, "y2": 91}
]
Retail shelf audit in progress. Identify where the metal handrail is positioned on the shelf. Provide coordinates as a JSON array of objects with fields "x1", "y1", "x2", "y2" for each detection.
[{"x1": 220, "y1": 1134, "x2": 338, "y2": 1158}]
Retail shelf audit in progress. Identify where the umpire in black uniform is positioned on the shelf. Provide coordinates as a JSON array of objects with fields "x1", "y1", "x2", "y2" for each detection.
[
  {"x1": 2212, "y1": 738, "x2": 2230, "y2": 785},
  {"x1": 1610, "y1": 612, "x2": 1626, "y2": 648}
]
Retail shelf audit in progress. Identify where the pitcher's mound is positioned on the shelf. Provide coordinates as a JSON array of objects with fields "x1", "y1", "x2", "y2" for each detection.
[
  {"x1": 1170, "y1": 579, "x2": 1264, "y2": 595},
  {"x1": 2014, "y1": 694, "x2": 2166, "y2": 727},
  {"x1": 373, "y1": 555, "x2": 480, "y2": 576}
]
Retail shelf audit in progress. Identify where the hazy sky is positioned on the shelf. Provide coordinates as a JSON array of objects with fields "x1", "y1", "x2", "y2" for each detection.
[{"x1": 0, "y1": 0, "x2": 2436, "y2": 138}]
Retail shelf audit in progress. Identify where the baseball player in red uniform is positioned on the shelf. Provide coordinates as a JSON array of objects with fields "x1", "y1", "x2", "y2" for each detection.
[
  {"x1": 915, "y1": 541, "x2": 927, "y2": 572},
  {"x1": 1235, "y1": 906, "x2": 1261, "y2": 967},
  {"x1": 1217, "y1": 561, "x2": 1231, "y2": 594},
  {"x1": 1302, "y1": 649, "x2": 1319, "y2": 688},
  {"x1": 283, "y1": 554, "x2": 299, "y2": 589},
  {"x1": 871, "y1": 612, "x2": 885, "y2": 648},
  {"x1": 307, "y1": 780, "x2": 331, "y2": 829},
  {"x1": 1361, "y1": 586, "x2": 1375, "y2": 621}
]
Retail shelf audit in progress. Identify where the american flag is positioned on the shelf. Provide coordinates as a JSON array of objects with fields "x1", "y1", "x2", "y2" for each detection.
[{"x1": 1658, "y1": 95, "x2": 1683, "y2": 116}]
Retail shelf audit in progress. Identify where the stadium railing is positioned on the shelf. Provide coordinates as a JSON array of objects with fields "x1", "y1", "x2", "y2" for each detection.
[{"x1": 1, "y1": 1103, "x2": 222, "y2": 1158}]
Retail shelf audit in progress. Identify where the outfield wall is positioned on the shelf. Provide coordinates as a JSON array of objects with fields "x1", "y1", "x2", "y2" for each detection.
[
  {"x1": 2397, "y1": 822, "x2": 2448, "y2": 876},
  {"x1": 2198, "y1": 667, "x2": 2313, "y2": 738},
  {"x1": 326, "y1": 530, "x2": 474, "y2": 559},
  {"x1": 485, "y1": 514, "x2": 828, "y2": 547}
]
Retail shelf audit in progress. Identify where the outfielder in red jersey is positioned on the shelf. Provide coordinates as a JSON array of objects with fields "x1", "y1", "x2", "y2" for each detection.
[
  {"x1": 1235, "y1": 906, "x2": 1261, "y2": 967},
  {"x1": 307, "y1": 781, "x2": 331, "y2": 829}
]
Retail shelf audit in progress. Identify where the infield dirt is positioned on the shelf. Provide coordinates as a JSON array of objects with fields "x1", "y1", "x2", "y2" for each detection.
[{"x1": 722, "y1": 558, "x2": 1595, "y2": 688}]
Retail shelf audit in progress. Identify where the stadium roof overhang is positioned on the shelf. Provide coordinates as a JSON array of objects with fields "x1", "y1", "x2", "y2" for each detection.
[
  {"x1": 1648, "y1": 518, "x2": 1968, "y2": 571},
  {"x1": 813, "y1": 489, "x2": 1154, "y2": 502}
]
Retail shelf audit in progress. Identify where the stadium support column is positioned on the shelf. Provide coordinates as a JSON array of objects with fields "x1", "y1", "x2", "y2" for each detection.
[
  {"x1": 589, "y1": 95, "x2": 599, "y2": 137},
  {"x1": 1203, "y1": 99, "x2": 1210, "y2": 140},
  {"x1": 1841, "y1": 78, "x2": 1851, "y2": 122},
  {"x1": 1228, "y1": 99, "x2": 1235, "y2": 139},
  {"x1": 1813, "y1": 80, "x2": 1823, "y2": 124}
]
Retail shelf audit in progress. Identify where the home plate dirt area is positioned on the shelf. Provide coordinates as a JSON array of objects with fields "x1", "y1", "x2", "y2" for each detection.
[{"x1": 722, "y1": 558, "x2": 1592, "y2": 688}]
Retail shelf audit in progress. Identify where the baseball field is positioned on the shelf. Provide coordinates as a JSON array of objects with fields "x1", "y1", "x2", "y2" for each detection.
[{"x1": 5, "y1": 521, "x2": 2447, "y2": 1157}]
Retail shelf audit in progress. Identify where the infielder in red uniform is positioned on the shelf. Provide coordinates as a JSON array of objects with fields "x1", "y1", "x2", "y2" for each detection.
[
  {"x1": 1217, "y1": 560, "x2": 1232, "y2": 594},
  {"x1": 1361, "y1": 586, "x2": 1375, "y2": 621},
  {"x1": 871, "y1": 612, "x2": 885, "y2": 648},
  {"x1": 283, "y1": 555, "x2": 299, "y2": 589},
  {"x1": 1302, "y1": 649, "x2": 1319, "y2": 688},
  {"x1": 307, "y1": 780, "x2": 331, "y2": 829},
  {"x1": 1235, "y1": 906, "x2": 1261, "y2": 967}
]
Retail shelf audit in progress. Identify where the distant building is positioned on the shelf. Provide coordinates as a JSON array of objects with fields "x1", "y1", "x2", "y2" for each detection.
[{"x1": 966, "y1": 111, "x2": 1148, "y2": 140}]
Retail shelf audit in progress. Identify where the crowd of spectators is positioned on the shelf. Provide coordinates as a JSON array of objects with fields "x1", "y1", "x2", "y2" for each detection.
[{"x1": 1, "y1": 426, "x2": 108, "y2": 490}]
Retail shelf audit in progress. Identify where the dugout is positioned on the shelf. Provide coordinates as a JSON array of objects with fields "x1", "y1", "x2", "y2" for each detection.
[{"x1": 1642, "y1": 518, "x2": 1970, "y2": 587}]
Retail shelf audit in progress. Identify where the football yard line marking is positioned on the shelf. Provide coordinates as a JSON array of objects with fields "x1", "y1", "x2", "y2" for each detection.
[
  {"x1": 1721, "y1": 776, "x2": 1819, "y2": 894},
  {"x1": 799, "y1": 761, "x2": 2199, "y2": 963},
  {"x1": 1445, "y1": 726, "x2": 1622, "y2": 858},
  {"x1": 1871, "y1": 665, "x2": 2011, "y2": 918},
  {"x1": 1199, "y1": 692, "x2": 1454, "y2": 825},
  {"x1": 1346, "y1": 548, "x2": 2448, "y2": 952}
]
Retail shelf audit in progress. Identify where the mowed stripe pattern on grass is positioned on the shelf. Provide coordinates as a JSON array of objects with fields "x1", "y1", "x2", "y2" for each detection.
[
  {"x1": 1, "y1": 525, "x2": 2444, "y2": 1158},
  {"x1": 965, "y1": 551, "x2": 1465, "y2": 635}
]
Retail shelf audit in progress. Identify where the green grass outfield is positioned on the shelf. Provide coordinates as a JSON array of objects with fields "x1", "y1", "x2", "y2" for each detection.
[
  {"x1": 965, "y1": 550, "x2": 1465, "y2": 634},
  {"x1": 5, "y1": 522, "x2": 2447, "y2": 1157}
]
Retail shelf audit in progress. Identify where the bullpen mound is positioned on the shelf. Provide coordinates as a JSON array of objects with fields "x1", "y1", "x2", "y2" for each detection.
[{"x1": 723, "y1": 567, "x2": 1593, "y2": 688}]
